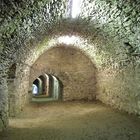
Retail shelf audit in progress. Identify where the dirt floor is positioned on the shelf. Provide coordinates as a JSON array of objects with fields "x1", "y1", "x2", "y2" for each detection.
[{"x1": 0, "y1": 101, "x2": 140, "y2": 140}]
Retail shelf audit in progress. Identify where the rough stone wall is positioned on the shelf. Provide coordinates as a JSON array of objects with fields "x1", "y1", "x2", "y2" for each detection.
[
  {"x1": 0, "y1": 0, "x2": 67, "y2": 131},
  {"x1": 13, "y1": 64, "x2": 30, "y2": 115},
  {"x1": 98, "y1": 65, "x2": 140, "y2": 114},
  {"x1": 80, "y1": 0, "x2": 140, "y2": 50},
  {"x1": 0, "y1": 0, "x2": 140, "y2": 132},
  {"x1": 80, "y1": 0, "x2": 140, "y2": 115},
  {"x1": 30, "y1": 46, "x2": 97, "y2": 101}
]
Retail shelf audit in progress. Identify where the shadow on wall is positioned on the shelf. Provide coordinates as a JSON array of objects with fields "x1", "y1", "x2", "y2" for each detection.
[
  {"x1": 7, "y1": 63, "x2": 17, "y2": 117},
  {"x1": 31, "y1": 73, "x2": 63, "y2": 102}
]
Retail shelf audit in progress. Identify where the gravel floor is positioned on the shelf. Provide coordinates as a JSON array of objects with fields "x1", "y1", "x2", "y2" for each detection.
[{"x1": 0, "y1": 101, "x2": 140, "y2": 140}]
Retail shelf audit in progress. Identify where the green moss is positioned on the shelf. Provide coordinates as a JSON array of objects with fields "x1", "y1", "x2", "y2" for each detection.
[{"x1": 37, "y1": 37, "x2": 49, "y2": 52}]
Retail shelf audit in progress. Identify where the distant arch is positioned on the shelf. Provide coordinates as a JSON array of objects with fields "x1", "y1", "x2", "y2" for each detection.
[
  {"x1": 31, "y1": 73, "x2": 63, "y2": 101},
  {"x1": 33, "y1": 78, "x2": 42, "y2": 95},
  {"x1": 39, "y1": 75, "x2": 46, "y2": 95}
]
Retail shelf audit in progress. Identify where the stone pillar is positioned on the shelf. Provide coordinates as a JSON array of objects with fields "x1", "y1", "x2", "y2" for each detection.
[
  {"x1": 37, "y1": 78, "x2": 43, "y2": 95},
  {"x1": 7, "y1": 79, "x2": 16, "y2": 117},
  {"x1": 44, "y1": 74, "x2": 50, "y2": 96},
  {"x1": 52, "y1": 76, "x2": 59, "y2": 100},
  {"x1": 0, "y1": 77, "x2": 9, "y2": 132}
]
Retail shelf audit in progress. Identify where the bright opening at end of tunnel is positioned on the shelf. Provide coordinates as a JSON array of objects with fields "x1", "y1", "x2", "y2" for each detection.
[
  {"x1": 71, "y1": 0, "x2": 83, "y2": 18},
  {"x1": 57, "y1": 36, "x2": 81, "y2": 45}
]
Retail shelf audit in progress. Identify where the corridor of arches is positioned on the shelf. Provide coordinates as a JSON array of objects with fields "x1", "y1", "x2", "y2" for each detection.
[
  {"x1": 0, "y1": 0, "x2": 140, "y2": 139},
  {"x1": 31, "y1": 74, "x2": 63, "y2": 101}
]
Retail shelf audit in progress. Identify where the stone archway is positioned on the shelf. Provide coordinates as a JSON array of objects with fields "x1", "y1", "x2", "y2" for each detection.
[
  {"x1": 31, "y1": 73, "x2": 63, "y2": 102},
  {"x1": 32, "y1": 78, "x2": 42, "y2": 95},
  {"x1": 51, "y1": 75, "x2": 60, "y2": 100},
  {"x1": 30, "y1": 45, "x2": 97, "y2": 101},
  {"x1": 44, "y1": 74, "x2": 50, "y2": 96},
  {"x1": 39, "y1": 75, "x2": 46, "y2": 95}
]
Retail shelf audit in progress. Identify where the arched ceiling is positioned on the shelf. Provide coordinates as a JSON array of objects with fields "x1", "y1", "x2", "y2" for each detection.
[
  {"x1": 0, "y1": 0, "x2": 140, "y2": 131},
  {"x1": 0, "y1": 0, "x2": 140, "y2": 71}
]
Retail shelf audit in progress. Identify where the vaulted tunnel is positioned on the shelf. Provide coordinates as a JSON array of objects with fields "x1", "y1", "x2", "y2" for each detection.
[
  {"x1": 30, "y1": 46, "x2": 97, "y2": 101},
  {"x1": 31, "y1": 73, "x2": 63, "y2": 101},
  {"x1": 0, "y1": 0, "x2": 140, "y2": 139}
]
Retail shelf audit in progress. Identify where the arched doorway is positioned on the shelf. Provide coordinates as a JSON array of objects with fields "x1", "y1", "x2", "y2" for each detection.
[
  {"x1": 30, "y1": 45, "x2": 97, "y2": 101},
  {"x1": 31, "y1": 74, "x2": 63, "y2": 102}
]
